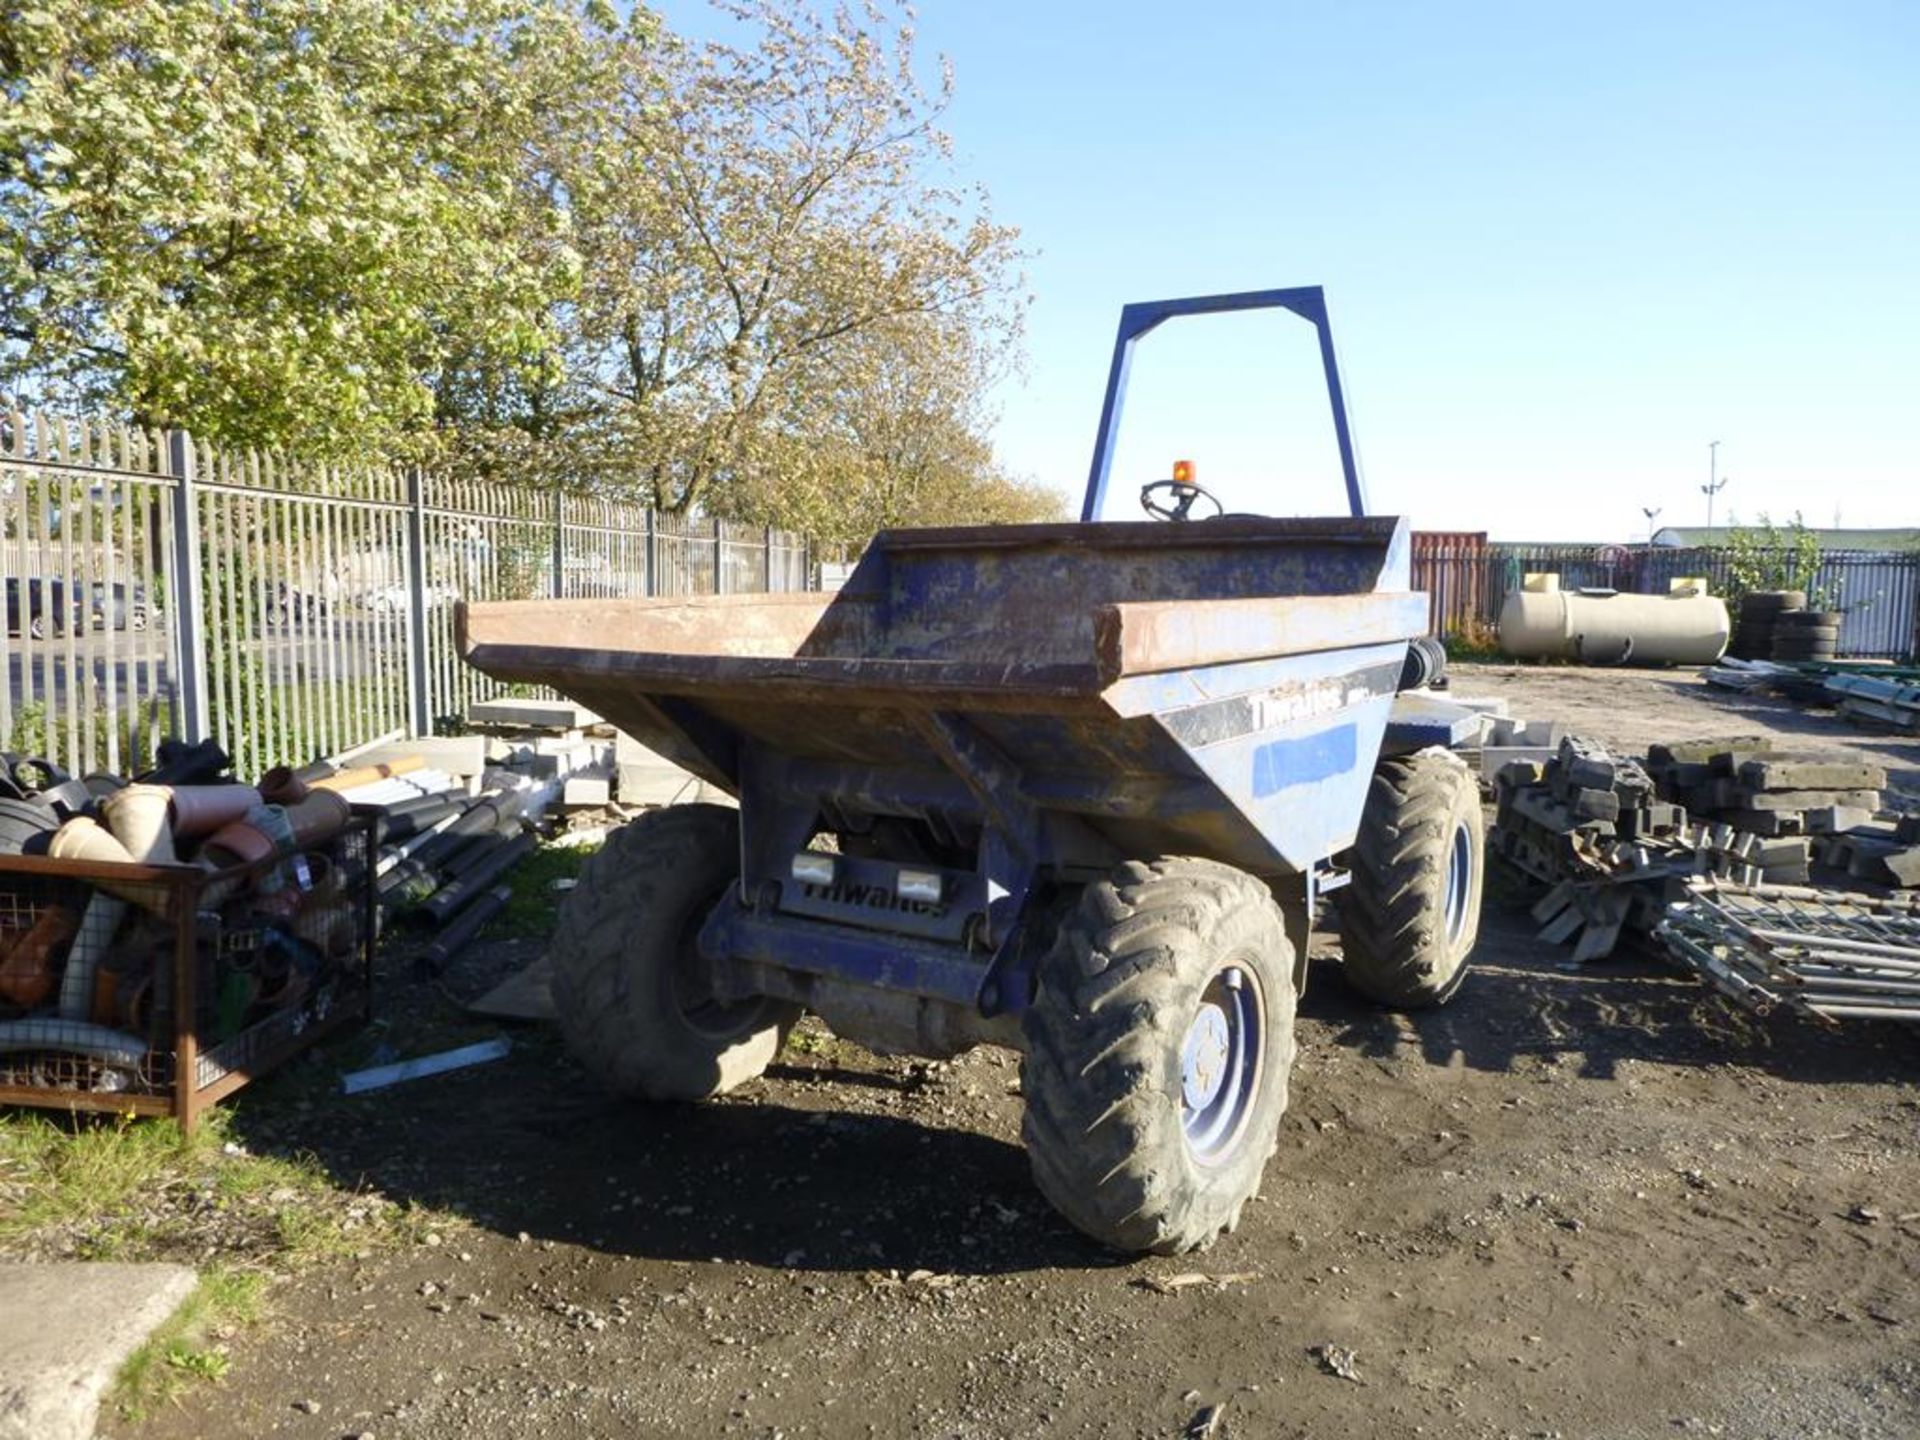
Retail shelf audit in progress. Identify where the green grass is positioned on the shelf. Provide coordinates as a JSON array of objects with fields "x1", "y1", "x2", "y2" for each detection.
[
  {"x1": 1442, "y1": 619, "x2": 1506, "y2": 662},
  {"x1": 207, "y1": 675, "x2": 408, "y2": 781},
  {"x1": 1, "y1": 1105, "x2": 459, "y2": 1412},
  {"x1": 0, "y1": 1107, "x2": 439, "y2": 1267},
  {"x1": 111, "y1": 1265, "x2": 265, "y2": 1420},
  {"x1": 0, "y1": 1109, "x2": 217, "y2": 1246},
  {"x1": 495, "y1": 838, "x2": 600, "y2": 938},
  {"x1": 782, "y1": 1014, "x2": 848, "y2": 1062},
  {"x1": 1, "y1": 696, "x2": 167, "y2": 778}
]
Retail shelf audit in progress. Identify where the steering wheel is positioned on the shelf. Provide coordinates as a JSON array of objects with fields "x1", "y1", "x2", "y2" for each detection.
[{"x1": 1139, "y1": 478, "x2": 1224, "y2": 522}]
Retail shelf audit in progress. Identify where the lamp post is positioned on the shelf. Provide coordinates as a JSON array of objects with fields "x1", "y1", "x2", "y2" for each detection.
[
  {"x1": 1641, "y1": 506, "x2": 1662, "y2": 546},
  {"x1": 1702, "y1": 441, "x2": 1727, "y2": 529}
]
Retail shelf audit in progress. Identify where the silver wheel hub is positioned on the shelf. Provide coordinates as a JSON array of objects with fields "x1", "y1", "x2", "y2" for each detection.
[{"x1": 1181, "y1": 1002, "x2": 1232, "y2": 1111}]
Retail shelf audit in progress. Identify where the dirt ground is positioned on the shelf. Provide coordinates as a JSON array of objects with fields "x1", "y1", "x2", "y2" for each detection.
[{"x1": 108, "y1": 665, "x2": 1920, "y2": 1440}]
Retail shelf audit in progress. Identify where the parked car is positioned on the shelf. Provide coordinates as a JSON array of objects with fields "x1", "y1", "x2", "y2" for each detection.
[
  {"x1": 258, "y1": 579, "x2": 329, "y2": 628},
  {"x1": 363, "y1": 581, "x2": 459, "y2": 614},
  {"x1": 4, "y1": 578, "x2": 149, "y2": 639}
]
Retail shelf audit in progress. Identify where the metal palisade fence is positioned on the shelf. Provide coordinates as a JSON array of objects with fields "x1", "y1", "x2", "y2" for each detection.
[
  {"x1": 1412, "y1": 536, "x2": 1920, "y2": 661},
  {"x1": 0, "y1": 410, "x2": 811, "y2": 779}
]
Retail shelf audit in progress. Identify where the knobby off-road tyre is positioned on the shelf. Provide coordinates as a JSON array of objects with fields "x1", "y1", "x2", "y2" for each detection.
[
  {"x1": 1340, "y1": 748, "x2": 1484, "y2": 1009},
  {"x1": 1021, "y1": 858, "x2": 1298, "y2": 1255},
  {"x1": 550, "y1": 803, "x2": 798, "y2": 1101}
]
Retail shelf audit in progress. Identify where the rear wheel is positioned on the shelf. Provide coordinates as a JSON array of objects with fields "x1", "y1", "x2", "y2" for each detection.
[
  {"x1": 550, "y1": 803, "x2": 799, "y2": 1101},
  {"x1": 1339, "y1": 749, "x2": 1484, "y2": 1008},
  {"x1": 1021, "y1": 857, "x2": 1297, "y2": 1254}
]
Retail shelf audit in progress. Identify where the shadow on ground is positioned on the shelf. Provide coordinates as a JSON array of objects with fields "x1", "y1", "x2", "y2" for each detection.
[
  {"x1": 1304, "y1": 899, "x2": 1920, "y2": 1085},
  {"x1": 225, "y1": 886, "x2": 1918, "y2": 1275},
  {"x1": 229, "y1": 977, "x2": 1120, "y2": 1277}
]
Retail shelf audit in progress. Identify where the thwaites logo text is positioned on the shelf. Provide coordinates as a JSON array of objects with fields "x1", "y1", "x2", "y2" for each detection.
[
  {"x1": 800, "y1": 881, "x2": 949, "y2": 920},
  {"x1": 1247, "y1": 679, "x2": 1376, "y2": 729}
]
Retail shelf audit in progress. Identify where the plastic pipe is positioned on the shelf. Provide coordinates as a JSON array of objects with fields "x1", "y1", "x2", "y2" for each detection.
[
  {"x1": 421, "y1": 832, "x2": 536, "y2": 926},
  {"x1": 421, "y1": 884, "x2": 514, "y2": 974}
]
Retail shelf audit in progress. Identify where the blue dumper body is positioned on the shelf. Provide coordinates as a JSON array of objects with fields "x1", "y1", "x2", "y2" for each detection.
[
  {"x1": 460, "y1": 513, "x2": 1427, "y2": 1028},
  {"x1": 460, "y1": 286, "x2": 1474, "y2": 1252}
]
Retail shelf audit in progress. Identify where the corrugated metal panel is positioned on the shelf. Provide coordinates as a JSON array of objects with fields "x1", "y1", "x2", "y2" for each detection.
[
  {"x1": 1412, "y1": 540, "x2": 1920, "y2": 662},
  {"x1": 1410, "y1": 531, "x2": 1487, "y2": 638}
]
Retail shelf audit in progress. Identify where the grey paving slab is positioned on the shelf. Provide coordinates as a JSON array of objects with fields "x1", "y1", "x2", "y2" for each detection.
[{"x1": 0, "y1": 1261, "x2": 196, "y2": 1440}]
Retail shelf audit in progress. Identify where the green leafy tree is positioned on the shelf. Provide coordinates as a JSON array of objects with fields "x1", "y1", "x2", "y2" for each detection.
[
  {"x1": 722, "y1": 312, "x2": 1059, "y2": 546},
  {"x1": 1723, "y1": 511, "x2": 1835, "y2": 612},
  {"x1": 0, "y1": 0, "x2": 610, "y2": 452},
  {"x1": 3, "y1": 0, "x2": 1038, "y2": 545},
  {"x1": 558, "y1": 0, "x2": 1026, "y2": 520}
]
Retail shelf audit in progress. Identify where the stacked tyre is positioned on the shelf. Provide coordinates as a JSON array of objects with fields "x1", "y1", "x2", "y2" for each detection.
[
  {"x1": 1772, "y1": 609, "x2": 1841, "y2": 664},
  {"x1": 1732, "y1": 589, "x2": 1804, "y2": 660}
]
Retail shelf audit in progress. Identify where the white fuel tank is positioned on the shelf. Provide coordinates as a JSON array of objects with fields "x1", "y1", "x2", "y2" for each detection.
[{"x1": 1499, "y1": 573, "x2": 1729, "y2": 664}]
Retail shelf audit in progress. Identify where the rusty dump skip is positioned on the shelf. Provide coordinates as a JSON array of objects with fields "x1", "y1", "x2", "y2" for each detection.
[
  {"x1": 460, "y1": 517, "x2": 1420, "y2": 704},
  {"x1": 458, "y1": 515, "x2": 1425, "y2": 873}
]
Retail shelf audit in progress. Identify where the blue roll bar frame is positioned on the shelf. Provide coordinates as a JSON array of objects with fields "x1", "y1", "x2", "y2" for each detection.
[{"x1": 1079, "y1": 285, "x2": 1368, "y2": 523}]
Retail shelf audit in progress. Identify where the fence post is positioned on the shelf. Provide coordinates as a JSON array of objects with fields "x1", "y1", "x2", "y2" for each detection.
[
  {"x1": 645, "y1": 507, "x2": 657, "y2": 598},
  {"x1": 166, "y1": 430, "x2": 211, "y2": 743},
  {"x1": 1911, "y1": 560, "x2": 1920, "y2": 661},
  {"x1": 714, "y1": 517, "x2": 725, "y2": 595},
  {"x1": 404, "y1": 468, "x2": 431, "y2": 737},
  {"x1": 763, "y1": 525, "x2": 774, "y2": 592},
  {"x1": 550, "y1": 483, "x2": 565, "y2": 599}
]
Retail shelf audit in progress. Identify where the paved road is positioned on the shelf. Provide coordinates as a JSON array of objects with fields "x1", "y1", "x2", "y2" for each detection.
[{"x1": 4, "y1": 620, "x2": 408, "y2": 711}]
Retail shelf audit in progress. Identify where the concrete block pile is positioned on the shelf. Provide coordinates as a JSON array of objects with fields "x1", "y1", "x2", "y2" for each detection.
[
  {"x1": 466, "y1": 698, "x2": 616, "y2": 812},
  {"x1": 1491, "y1": 734, "x2": 1916, "y2": 963},
  {"x1": 466, "y1": 695, "x2": 727, "y2": 813},
  {"x1": 1646, "y1": 739, "x2": 1885, "y2": 837},
  {"x1": 1819, "y1": 812, "x2": 1920, "y2": 888},
  {"x1": 1493, "y1": 738, "x2": 1763, "y2": 961},
  {"x1": 1644, "y1": 738, "x2": 1920, "y2": 886}
]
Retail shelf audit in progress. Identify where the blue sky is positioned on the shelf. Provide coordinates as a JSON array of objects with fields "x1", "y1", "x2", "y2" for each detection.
[{"x1": 665, "y1": 2, "x2": 1918, "y2": 540}]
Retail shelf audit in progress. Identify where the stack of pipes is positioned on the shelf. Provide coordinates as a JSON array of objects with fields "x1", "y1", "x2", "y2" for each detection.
[{"x1": 310, "y1": 757, "x2": 535, "y2": 972}]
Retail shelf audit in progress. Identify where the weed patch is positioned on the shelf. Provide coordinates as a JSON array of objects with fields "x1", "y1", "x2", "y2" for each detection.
[
  {"x1": 1, "y1": 1104, "x2": 459, "y2": 1409},
  {"x1": 111, "y1": 1265, "x2": 264, "y2": 1420},
  {"x1": 497, "y1": 838, "x2": 598, "y2": 938}
]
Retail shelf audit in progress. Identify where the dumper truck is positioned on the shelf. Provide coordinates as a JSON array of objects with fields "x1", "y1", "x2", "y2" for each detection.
[{"x1": 458, "y1": 286, "x2": 1484, "y2": 1254}]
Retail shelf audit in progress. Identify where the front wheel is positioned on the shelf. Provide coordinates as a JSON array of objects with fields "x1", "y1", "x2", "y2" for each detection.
[
  {"x1": 1339, "y1": 748, "x2": 1484, "y2": 1008},
  {"x1": 550, "y1": 803, "x2": 799, "y2": 1101},
  {"x1": 1021, "y1": 857, "x2": 1297, "y2": 1255}
]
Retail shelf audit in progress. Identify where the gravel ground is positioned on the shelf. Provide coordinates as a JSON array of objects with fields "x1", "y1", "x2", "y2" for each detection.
[{"x1": 106, "y1": 665, "x2": 1920, "y2": 1440}]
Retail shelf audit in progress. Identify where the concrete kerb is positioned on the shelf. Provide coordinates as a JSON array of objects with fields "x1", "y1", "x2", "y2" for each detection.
[{"x1": 0, "y1": 1262, "x2": 197, "y2": 1440}]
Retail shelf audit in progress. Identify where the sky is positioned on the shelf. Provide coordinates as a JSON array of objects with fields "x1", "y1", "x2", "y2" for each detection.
[{"x1": 662, "y1": 2, "x2": 1919, "y2": 541}]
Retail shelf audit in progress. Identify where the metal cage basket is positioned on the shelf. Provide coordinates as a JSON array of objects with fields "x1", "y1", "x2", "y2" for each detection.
[{"x1": 0, "y1": 817, "x2": 375, "y2": 1128}]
